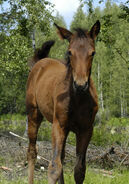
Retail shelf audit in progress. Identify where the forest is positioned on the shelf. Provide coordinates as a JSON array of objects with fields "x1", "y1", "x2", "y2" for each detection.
[
  {"x1": 0, "y1": 0, "x2": 129, "y2": 121},
  {"x1": 0, "y1": 0, "x2": 129, "y2": 184},
  {"x1": 0, "y1": 0, "x2": 129, "y2": 119}
]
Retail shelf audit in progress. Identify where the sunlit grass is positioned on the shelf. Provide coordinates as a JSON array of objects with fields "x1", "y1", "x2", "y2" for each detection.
[{"x1": 0, "y1": 168, "x2": 129, "y2": 184}]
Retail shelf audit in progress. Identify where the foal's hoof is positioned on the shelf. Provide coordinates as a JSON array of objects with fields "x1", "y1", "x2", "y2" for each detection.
[{"x1": 48, "y1": 161, "x2": 62, "y2": 183}]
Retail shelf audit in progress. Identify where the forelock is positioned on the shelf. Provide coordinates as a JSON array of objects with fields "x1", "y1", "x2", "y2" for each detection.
[{"x1": 74, "y1": 28, "x2": 88, "y2": 38}]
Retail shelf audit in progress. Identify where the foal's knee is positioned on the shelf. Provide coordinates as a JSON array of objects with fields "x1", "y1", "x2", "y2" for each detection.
[
  {"x1": 48, "y1": 160, "x2": 63, "y2": 184},
  {"x1": 74, "y1": 163, "x2": 86, "y2": 184}
]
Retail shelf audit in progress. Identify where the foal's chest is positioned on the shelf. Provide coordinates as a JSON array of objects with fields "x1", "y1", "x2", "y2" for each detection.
[{"x1": 68, "y1": 94, "x2": 95, "y2": 132}]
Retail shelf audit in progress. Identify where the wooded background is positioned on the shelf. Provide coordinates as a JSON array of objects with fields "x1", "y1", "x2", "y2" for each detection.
[{"x1": 0, "y1": 0, "x2": 129, "y2": 122}]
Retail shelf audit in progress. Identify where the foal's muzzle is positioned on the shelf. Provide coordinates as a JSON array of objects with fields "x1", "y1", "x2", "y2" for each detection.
[{"x1": 73, "y1": 81, "x2": 89, "y2": 93}]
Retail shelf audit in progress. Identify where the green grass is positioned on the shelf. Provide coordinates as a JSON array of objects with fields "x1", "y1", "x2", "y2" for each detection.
[
  {"x1": 85, "y1": 168, "x2": 129, "y2": 184},
  {"x1": 0, "y1": 114, "x2": 129, "y2": 147},
  {"x1": 0, "y1": 114, "x2": 26, "y2": 135},
  {"x1": 0, "y1": 114, "x2": 26, "y2": 121},
  {"x1": 0, "y1": 168, "x2": 129, "y2": 184}
]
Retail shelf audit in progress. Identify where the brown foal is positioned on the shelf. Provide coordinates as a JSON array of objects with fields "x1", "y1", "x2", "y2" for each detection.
[{"x1": 26, "y1": 20, "x2": 100, "y2": 184}]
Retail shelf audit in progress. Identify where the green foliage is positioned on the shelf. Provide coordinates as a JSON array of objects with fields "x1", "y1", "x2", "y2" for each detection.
[
  {"x1": 38, "y1": 120, "x2": 52, "y2": 141},
  {"x1": 0, "y1": 155, "x2": 5, "y2": 165},
  {"x1": 70, "y1": 5, "x2": 87, "y2": 30},
  {"x1": 1, "y1": 114, "x2": 128, "y2": 147},
  {"x1": 0, "y1": 113, "x2": 26, "y2": 121},
  {"x1": 91, "y1": 118, "x2": 129, "y2": 146},
  {"x1": 35, "y1": 13, "x2": 68, "y2": 61},
  {"x1": 0, "y1": 0, "x2": 54, "y2": 114},
  {"x1": 0, "y1": 32, "x2": 31, "y2": 114},
  {"x1": 0, "y1": 120, "x2": 25, "y2": 135},
  {"x1": 74, "y1": 0, "x2": 129, "y2": 119},
  {"x1": 0, "y1": 0, "x2": 129, "y2": 123},
  {"x1": 0, "y1": 114, "x2": 26, "y2": 135},
  {"x1": 67, "y1": 132, "x2": 76, "y2": 145}
]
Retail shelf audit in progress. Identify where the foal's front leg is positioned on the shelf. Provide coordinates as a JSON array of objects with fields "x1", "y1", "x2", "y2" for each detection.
[
  {"x1": 48, "y1": 118, "x2": 67, "y2": 184},
  {"x1": 74, "y1": 127, "x2": 93, "y2": 184},
  {"x1": 57, "y1": 135, "x2": 68, "y2": 184}
]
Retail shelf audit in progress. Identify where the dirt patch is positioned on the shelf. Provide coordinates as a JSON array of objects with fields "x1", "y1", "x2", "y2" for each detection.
[{"x1": 0, "y1": 131, "x2": 129, "y2": 181}]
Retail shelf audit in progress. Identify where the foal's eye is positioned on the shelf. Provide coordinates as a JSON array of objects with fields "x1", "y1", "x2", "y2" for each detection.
[
  {"x1": 68, "y1": 51, "x2": 72, "y2": 56},
  {"x1": 91, "y1": 51, "x2": 96, "y2": 57}
]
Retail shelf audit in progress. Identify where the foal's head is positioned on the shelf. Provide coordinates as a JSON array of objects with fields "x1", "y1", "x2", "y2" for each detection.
[{"x1": 54, "y1": 21, "x2": 100, "y2": 93}]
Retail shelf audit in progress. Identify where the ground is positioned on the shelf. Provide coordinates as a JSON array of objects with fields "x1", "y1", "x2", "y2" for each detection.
[{"x1": 0, "y1": 130, "x2": 129, "y2": 184}]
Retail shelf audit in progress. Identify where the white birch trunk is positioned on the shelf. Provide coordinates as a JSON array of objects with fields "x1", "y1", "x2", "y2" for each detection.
[
  {"x1": 100, "y1": 82, "x2": 104, "y2": 111},
  {"x1": 120, "y1": 83, "x2": 123, "y2": 117}
]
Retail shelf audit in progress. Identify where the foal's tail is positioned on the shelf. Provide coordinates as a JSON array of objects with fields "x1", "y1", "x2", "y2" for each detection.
[{"x1": 28, "y1": 40, "x2": 55, "y2": 70}]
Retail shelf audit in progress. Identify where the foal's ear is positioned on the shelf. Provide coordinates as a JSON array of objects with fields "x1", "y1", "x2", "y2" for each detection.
[
  {"x1": 54, "y1": 23, "x2": 72, "y2": 42},
  {"x1": 90, "y1": 20, "x2": 100, "y2": 40}
]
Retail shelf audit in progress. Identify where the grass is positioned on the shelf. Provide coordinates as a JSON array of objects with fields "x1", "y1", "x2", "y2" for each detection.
[
  {"x1": 85, "y1": 168, "x2": 129, "y2": 184},
  {"x1": 91, "y1": 117, "x2": 129, "y2": 147},
  {"x1": 0, "y1": 168, "x2": 129, "y2": 184},
  {"x1": 0, "y1": 114, "x2": 129, "y2": 184},
  {"x1": 0, "y1": 114, "x2": 26, "y2": 121},
  {"x1": 0, "y1": 114, "x2": 129, "y2": 147},
  {"x1": 0, "y1": 114, "x2": 26, "y2": 135}
]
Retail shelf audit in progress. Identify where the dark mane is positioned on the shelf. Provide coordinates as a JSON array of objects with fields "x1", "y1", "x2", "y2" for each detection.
[
  {"x1": 65, "y1": 51, "x2": 70, "y2": 66},
  {"x1": 74, "y1": 28, "x2": 88, "y2": 38}
]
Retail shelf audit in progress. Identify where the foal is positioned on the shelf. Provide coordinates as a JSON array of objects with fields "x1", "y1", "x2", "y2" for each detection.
[{"x1": 26, "y1": 20, "x2": 100, "y2": 184}]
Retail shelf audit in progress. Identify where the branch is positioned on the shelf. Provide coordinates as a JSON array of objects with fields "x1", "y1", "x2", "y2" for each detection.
[
  {"x1": 0, "y1": 166, "x2": 12, "y2": 172},
  {"x1": 9, "y1": 131, "x2": 50, "y2": 163},
  {"x1": 115, "y1": 47, "x2": 128, "y2": 64},
  {"x1": 37, "y1": 155, "x2": 50, "y2": 163},
  {"x1": 9, "y1": 131, "x2": 27, "y2": 141}
]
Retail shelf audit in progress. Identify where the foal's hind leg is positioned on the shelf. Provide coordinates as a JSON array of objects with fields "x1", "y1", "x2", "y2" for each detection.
[
  {"x1": 58, "y1": 133, "x2": 68, "y2": 184},
  {"x1": 27, "y1": 108, "x2": 43, "y2": 184},
  {"x1": 74, "y1": 127, "x2": 93, "y2": 184},
  {"x1": 48, "y1": 118, "x2": 68, "y2": 184}
]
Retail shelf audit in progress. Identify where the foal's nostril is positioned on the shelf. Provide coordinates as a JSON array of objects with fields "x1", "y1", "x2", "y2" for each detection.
[{"x1": 84, "y1": 82, "x2": 88, "y2": 90}]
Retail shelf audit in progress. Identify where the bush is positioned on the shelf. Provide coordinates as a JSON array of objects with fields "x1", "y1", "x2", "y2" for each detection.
[{"x1": 91, "y1": 118, "x2": 129, "y2": 146}]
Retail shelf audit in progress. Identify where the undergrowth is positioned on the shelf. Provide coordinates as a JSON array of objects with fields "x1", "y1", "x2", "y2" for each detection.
[{"x1": 0, "y1": 114, "x2": 128, "y2": 147}]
